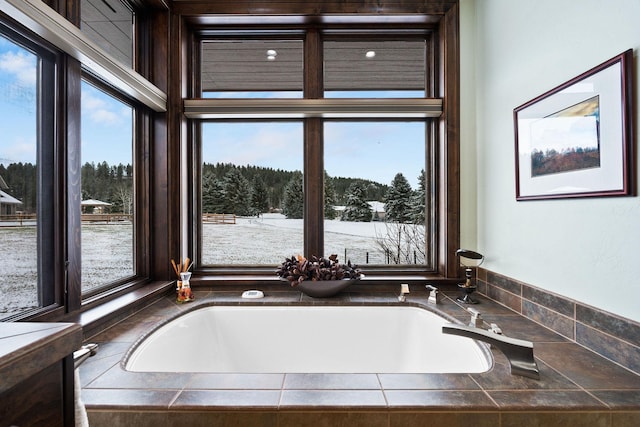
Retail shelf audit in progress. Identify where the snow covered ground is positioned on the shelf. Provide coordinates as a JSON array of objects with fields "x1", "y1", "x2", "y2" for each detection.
[{"x1": 1, "y1": 214, "x2": 422, "y2": 317}]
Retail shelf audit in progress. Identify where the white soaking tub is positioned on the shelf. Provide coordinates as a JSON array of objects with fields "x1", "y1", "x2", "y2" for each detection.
[{"x1": 125, "y1": 305, "x2": 491, "y2": 374}]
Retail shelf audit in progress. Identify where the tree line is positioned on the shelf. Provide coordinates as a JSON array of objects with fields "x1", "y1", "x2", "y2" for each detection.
[
  {"x1": 0, "y1": 162, "x2": 133, "y2": 214},
  {"x1": 203, "y1": 162, "x2": 426, "y2": 224},
  {"x1": 2, "y1": 160, "x2": 426, "y2": 224}
]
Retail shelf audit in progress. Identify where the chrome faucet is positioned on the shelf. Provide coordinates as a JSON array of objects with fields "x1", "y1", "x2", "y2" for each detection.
[
  {"x1": 398, "y1": 283, "x2": 410, "y2": 302},
  {"x1": 442, "y1": 323, "x2": 540, "y2": 379},
  {"x1": 425, "y1": 284, "x2": 442, "y2": 304}
]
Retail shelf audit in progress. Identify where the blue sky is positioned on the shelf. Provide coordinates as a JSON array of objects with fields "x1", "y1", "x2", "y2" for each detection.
[{"x1": 2, "y1": 36, "x2": 424, "y2": 190}]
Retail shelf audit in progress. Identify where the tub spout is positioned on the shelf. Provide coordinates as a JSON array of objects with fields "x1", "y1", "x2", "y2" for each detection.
[{"x1": 442, "y1": 323, "x2": 540, "y2": 380}]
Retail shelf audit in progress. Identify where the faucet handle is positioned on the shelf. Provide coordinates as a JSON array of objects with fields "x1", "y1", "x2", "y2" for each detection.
[
  {"x1": 425, "y1": 284, "x2": 442, "y2": 304},
  {"x1": 467, "y1": 307, "x2": 483, "y2": 327},
  {"x1": 398, "y1": 283, "x2": 410, "y2": 302}
]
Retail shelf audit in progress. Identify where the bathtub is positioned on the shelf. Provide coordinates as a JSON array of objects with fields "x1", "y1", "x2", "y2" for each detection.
[{"x1": 125, "y1": 305, "x2": 491, "y2": 374}]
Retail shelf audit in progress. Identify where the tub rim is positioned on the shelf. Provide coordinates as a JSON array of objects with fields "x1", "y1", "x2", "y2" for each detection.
[{"x1": 122, "y1": 299, "x2": 494, "y2": 374}]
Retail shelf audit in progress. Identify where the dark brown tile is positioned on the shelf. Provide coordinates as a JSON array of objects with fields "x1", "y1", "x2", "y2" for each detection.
[
  {"x1": 522, "y1": 300, "x2": 574, "y2": 339},
  {"x1": 535, "y1": 343, "x2": 640, "y2": 390},
  {"x1": 87, "y1": 411, "x2": 173, "y2": 427},
  {"x1": 576, "y1": 304, "x2": 640, "y2": 347},
  {"x1": 487, "y1": 271, "x2": 522, "y2": 295},
  {"x1": 279, "y1": 411, "x2": 388, "y2": 427},
  {"x1": 480, "y1": 314, "x2": 567, "y2": 343},
  {"x1": 488, "y1": 390, "x2": 606, "y2": 410},
  {"x1": 167, "y1": 411, "x2": 278, "y2": 427},
  {"x1": 471, "y1": 353, "x2": 578, "y2": 390},
  {"x1": 79, "y1": 352, "x2": 122, "y2": 387},
  {"x1": 486, "y1": 285, "x2": 522, "y2": 313},
  {"x1": 82, "y1": 388, "x2": 178, "y2": 409},
  {"x1": 391, "y1": 412, "x2": 500, "y2": 427},
  {"x1": 501, "y1": 412, "x2": 609, "y2": 427},
  {"x1": 384, "y1": 390, "x2": 496, "y2": 409},
  {"x1": 283, "y1": 373, "x2": 380, "y2": 390},
  {"x1": 591, "y1": 390, "x2": 640, "y2": 409},
  {"x1": 523, "y1": 285, "x2": 575, "y2": 318},
  {"x1": 577, "y1": 323, "x2": 640, "y2": 375},
  {"x1": 378, "y1": 373, "x2": 480, "y2": 390},
  {"x1": 612, "y1": 412, "x2": 640, "y2": 427},
  {"x1": 186, "y1": 373, "x2": 284, "y2": 390},
  {"x1": 171, "y1": 390, "x2": 281, "y2": 408},
  {"x1": 280, "y1": 390, "x2": 386, "y2": 407},
  {"x1": 86, "y1": 364, "x2": 191, "y2": 390}
]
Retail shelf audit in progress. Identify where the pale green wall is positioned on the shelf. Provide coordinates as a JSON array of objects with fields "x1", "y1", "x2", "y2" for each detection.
[{"x1": 460, "y1": 0, "x2": 640, "y2": 322}]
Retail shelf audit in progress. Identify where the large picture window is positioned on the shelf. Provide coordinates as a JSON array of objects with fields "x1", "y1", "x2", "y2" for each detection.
[{"x1": 194, "y1": 31, "x2": 437, "y2": 271}]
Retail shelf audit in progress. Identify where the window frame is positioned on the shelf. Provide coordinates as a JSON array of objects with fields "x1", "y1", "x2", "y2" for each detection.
[
  {"x1": 187, "y1": 23, "x2": 457, "y2": 282},
  {"x1": 0, "y1": 19, "x2": 63, "y2": 320}
]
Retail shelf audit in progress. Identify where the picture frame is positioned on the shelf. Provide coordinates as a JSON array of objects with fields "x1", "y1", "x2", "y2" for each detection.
[{"x1": 514, "y1": 49, "x2": 633, "y2": 200}]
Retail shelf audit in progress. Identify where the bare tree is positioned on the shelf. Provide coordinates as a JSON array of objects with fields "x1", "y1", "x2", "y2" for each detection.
[{"x1": 374, "y1": 222, "x2": 426, "y2": 264}]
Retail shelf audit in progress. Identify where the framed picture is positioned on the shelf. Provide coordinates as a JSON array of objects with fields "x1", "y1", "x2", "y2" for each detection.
[{"x1": 514, "y1": 49, "x2": 633, "y2": 200}]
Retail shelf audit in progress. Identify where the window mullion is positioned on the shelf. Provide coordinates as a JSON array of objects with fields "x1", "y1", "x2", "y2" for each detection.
[{"x1": 303, "y1": 29, "x2": 323, "y2": 258}]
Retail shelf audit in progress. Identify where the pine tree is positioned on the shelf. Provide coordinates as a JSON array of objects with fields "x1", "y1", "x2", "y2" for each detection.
[
  {"x1": 251, "y1": 176, "x2": 270, "y2": 214},
  {"x1": 341, "y1": 181, "x2": 372, "y2": 222},
  {"x1": 411, "y1": 169, "x2": 426, "y2": 224},
  {"x1": 221, "y1": 168, "x2": 252, "y2": 215},
  {"x1": 202, "y1": 172, "x2": 225, "y2": 213},
  {"x1": 282, "y1": 172, "x2": 303, "y2": 219},
  {"x1": 384, "y1": 173, "x2": 413, "y2": 223},
  {"x1": 324, "y1": 171, "x2": 338, "y2": 219}
]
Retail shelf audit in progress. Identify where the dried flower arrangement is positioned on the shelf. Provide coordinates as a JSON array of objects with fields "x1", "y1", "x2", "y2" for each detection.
[{"x1": 276, "y1": 254, "x2": 362, "y2": 287}]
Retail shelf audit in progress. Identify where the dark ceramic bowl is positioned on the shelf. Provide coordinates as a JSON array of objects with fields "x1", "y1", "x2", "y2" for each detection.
[{"x1": 280, "y1": 278, "x2": 357, "y2": 298}]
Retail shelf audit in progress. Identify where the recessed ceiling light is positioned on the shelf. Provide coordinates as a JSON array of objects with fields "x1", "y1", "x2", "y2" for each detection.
[{"x1": 365, "y1": 50, "x2": 376, "y2": 58}]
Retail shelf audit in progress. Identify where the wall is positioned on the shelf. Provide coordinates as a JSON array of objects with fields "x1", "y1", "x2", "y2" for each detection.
[{"x1": 461, "y1": 0, "x2": 640, "y2": 322}]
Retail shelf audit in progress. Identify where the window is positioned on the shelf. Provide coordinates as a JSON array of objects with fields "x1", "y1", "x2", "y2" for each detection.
[
  {"x1": 200, "y1": 122, "x2": 303, "y2": 265},
  {"x1": 201, "y1": 39, "x2": 303, "y2": 98},
  {"x1": 80, "y1": 78, "x2": 135, "y2": 294},
  {"x1": 324, "y1": 121, "x2": 428, "y2": 266},
  {"x1": 81, "y1": 0, "x2": 135, "y2": 67},
  {"x1": 0, "y1": 27, "x2": 57, "y2": 320},
  {"x1": 193, "y1": 31, "x2": 438, "y2": 271}
]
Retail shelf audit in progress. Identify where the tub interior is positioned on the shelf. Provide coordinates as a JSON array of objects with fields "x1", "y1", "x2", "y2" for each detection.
[{"x1": 126, "y1": 305, "x2": 491, "y2": 374}]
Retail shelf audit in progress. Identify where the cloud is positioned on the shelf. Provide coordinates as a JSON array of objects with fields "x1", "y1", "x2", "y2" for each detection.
[
  {"x1": 0, "y1": 50, "x2": 37, "y2": 86},
  {"x1": 81, "y1": 88, "x2": 130, "y2": 126}
]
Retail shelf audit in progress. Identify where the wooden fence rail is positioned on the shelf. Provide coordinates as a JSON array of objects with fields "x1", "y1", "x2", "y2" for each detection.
[{"x1": 202, "y1": 213, "x2": 236, "y2": 224}]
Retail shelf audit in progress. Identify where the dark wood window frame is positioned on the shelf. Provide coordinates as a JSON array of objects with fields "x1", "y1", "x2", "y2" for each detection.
[{"x1": 184, "y1": 11, "x2": 460, "y2": 284}]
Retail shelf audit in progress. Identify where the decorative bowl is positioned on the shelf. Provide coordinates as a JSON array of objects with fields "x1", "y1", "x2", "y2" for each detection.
[{"x1": 283, "y1": 278, "x2": 357, "y2": 298}]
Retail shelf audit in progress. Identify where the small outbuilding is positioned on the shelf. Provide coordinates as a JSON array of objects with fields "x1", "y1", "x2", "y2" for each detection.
[{"x1": 81, "y1": 199, "x2": 112, "y2": 214}]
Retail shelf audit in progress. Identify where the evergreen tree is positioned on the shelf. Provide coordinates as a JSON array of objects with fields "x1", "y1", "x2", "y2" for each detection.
[
  {"x1": 384, "y1": 173, "x2": 413, "y2": 223},
  {"x1": 411, "y1": 169, "x2": 426, "y2": 224},
  {"x1": 324, "y1": 171, "x2": 338, "y2": 219},
  {"x1": 282, "y1": 172, "x2": 303, "y2": 219},
  {"x1": 202, "y1": 172, "x2": 225, "y2": 213},
  {"x1": 342, "y1": 181, "x2": 372, "y2": 222},
  {"x1": 251, "y1": 176, "x2": 270, "y2": 214},
  {"x1": 221, "y1": 168, "x2": 252, "y2": 215}
]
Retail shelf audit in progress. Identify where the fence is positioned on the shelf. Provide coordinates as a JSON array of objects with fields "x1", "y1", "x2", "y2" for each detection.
[
  {"x1": 343, "y1": 248, "x2": 425, "y2": 265},
  {"x1": 81, "y1": 214, "x2": 133, "y2": 223},
  {"x1": 202, "y1": 213, "x2": 236, "y2": 224},
  {"x1": 0, "y1": 213, "x2": 37, "y2": 226}
]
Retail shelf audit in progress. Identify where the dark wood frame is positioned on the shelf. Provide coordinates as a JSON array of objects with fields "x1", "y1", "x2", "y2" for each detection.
[
  {"x1": 514, "y1": 49, "x2": 634, "y2": 201},
  {"x1": 178, "y1": 1, "x2": 461, "y2": 282}
]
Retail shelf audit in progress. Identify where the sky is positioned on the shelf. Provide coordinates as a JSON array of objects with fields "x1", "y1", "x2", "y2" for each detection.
[{"x1": 1, "y1": 35, "x2": 425, "y2": 190}]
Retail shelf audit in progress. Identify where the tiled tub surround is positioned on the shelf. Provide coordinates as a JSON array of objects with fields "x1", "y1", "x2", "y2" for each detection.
[
  {"x1": 79, "y1": 286, "x2": 640, "y2": 427},
  {"x1": 478, "y1": 268, "x2": 640, "y2": 377}
]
